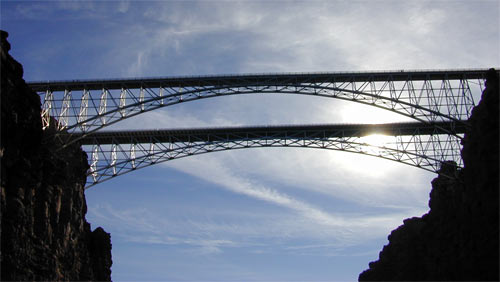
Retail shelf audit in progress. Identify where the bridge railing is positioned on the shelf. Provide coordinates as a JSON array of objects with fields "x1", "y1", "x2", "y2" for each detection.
[{"x1": 28, "y1": 68, "x2": 490, "y2": 87}]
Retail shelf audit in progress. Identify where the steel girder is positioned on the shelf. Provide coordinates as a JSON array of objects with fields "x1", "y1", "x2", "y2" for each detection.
[
  {"x1": 30, "y1": 69, "x2": 487, "y2": 145},
  {"x1": 77, "y1": 122, "x2": 465, "y2": 189}
]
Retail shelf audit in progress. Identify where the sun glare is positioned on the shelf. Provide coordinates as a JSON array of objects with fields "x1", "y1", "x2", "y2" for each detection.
[
  {"x1": 332, "y1": 102, "x2": 410, "y2": 177},
  {"x1": 360, "y1": 133, "x2": 393, "y2": 149},
  {"x1": 357, "y1": 133, "x2": 396, "y2": 161},
  {"x1": 333, "y1": 133, "x2": 399, "y2": 178}
]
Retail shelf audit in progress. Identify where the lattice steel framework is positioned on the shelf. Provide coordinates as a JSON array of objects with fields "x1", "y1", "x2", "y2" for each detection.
[
  {"x1": 77, "y1": 121, "x2": 466, "y2": 188},
  {"x1": 29, "y1": 69, "x2": 486, "y2": 145}
]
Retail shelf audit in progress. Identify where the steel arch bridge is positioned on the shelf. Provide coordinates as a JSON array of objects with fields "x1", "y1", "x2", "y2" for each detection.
[
  {"x1": 28, "y1": 69, "x2": 490, "y2": 188},
  {"x1": 74, "y1": 121, "x2": 466, "y2": 188},
  {"x1": 29, "y1": 69, "x2": 486, "y2": 142}
]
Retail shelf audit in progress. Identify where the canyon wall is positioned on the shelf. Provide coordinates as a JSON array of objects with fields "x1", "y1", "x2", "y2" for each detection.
[
  {"x1": 359, "y1": 68, "x2": 499, "y2": 281},
  {"x1": 1, "y1": 30, "x2": 112, "y2": 281}
]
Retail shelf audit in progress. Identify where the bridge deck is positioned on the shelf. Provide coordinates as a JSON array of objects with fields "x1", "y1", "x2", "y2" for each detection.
[
  {"x1": 75, "y1": 121, "x2": 466, "y2": 145},
  {"x1": 28, "y1": 69, "x2": 489, "y2": 91}
]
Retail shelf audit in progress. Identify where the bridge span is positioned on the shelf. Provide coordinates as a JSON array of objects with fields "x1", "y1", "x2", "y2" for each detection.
[
  {"x1": 29, "y1": 69, "x2": 486, "y2": 147},
  {"x1": 79, "y1": 121, "x2": 465, "y2": 188}
]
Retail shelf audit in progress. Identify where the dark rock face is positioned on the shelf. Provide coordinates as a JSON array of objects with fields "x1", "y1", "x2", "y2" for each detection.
[
  {"x1": 358, "y1": 69, "x2": 499, "y2": 281},
  {"x1": 1, "y1": 30, "x2": 112, "y2": 281}
]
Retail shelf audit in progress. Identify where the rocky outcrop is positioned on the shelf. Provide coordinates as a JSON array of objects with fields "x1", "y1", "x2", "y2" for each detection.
[
  {"x1": 358, "y1": 69, "x2": 499, "y2": 281},
  {"x1": 1, "y1": 30, "x2": 112, "y2": 281}
]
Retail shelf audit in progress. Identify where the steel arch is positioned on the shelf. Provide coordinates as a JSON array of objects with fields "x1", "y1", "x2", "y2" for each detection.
[
  {"x1": 30, "y1": 69, "x2": 486, "y2": 145},
  {"x1": 78, "y1": 122, "x2": 464, "y2": 188}
]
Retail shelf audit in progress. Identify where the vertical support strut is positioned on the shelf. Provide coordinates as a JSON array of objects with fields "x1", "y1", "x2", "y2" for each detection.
[
  {"x1": 139, "y1": 86, "x2": 145, "y2": 111},
  {"x1": 130, "y1": 143, "x2": 136, "y2": 169},
  {"x1": 58, "y1": 89, "x2": 72, "y2": 130},
  {"x1": 111, "y1": 143, "x2": 117, "y2": 176},
  {"x1": 41, "y1": 89, "x2": 54, "y2": 130},
  {"x1": 79, "y1": 89, "x2": 90, "y2": 131},
  {"x1": 149, "y1": 142, "x2": 155, "y2": 162},
  {"x1": 120, "y1": 88, "x2": 127, "y2": 117},
  {"x1": 159, "y1": 86, "x2": 164, "y2": 105},
  {"x1": 91, "y1": 145, "x2": 99, "y2": 183},
  {"x1": 99, "y1": 88, "x2": 109, "y2": 125}
]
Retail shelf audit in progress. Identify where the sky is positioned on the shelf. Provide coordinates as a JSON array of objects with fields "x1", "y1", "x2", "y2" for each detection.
[{"x1": 2, "y1": 0, "x2": 500, "y2": 281}]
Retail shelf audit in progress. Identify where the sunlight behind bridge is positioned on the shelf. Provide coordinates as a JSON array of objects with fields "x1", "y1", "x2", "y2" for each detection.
[
  {"x1": 360, "y1": 133, "x2": 393, "y2": 150},
  {"x1": 357, "y1": 133, "x2": 397, "y2": 173}
]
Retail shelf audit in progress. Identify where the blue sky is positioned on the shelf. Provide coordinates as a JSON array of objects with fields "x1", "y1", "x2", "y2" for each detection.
[{"x1": 2, "y1": 1, "x2": 499, "y2": 281}]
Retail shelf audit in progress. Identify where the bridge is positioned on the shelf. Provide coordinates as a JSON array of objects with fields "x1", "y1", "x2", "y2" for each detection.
[{"x1": 28, "y1": 69, "x2": 489, "y2": 188}]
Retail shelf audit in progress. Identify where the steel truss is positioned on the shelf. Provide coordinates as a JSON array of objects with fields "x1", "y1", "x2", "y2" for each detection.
[
  {"x1": 29, "y1": 69, "x2": 486, "y2": 145},
  {"x1": 77, "y1": 122, "x2": 466, "y2": 188}
]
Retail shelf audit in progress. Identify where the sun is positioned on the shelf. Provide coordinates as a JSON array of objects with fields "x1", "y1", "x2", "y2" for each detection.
[
  {"x1": 359, "y1": 133, "x2": 394, "y2": 156},
  {"x1": 360, "y1": 133, "x2": 392, "y2": 148}
]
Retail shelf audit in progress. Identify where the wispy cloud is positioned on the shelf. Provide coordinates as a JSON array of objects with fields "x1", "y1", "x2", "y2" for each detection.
[
  {"x1": 89, "y1": 195, "x2": 408, "y2": 257},
  {"x1": 11, "y1": 1, "x2": 497, "y2": 80},
  {"x1": 162, "y1": 155, "x2": 422, "y2": 240},
  {"x1": 117, "y1": 1, "x2": 499, "y2": 76},
  {"x1": 167, "y1": 157, "x2": 348, "y2": 228}
]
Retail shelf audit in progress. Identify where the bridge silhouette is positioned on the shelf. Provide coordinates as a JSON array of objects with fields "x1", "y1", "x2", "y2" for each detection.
[{"x1": 28, "y1": 69, "x2": 488, "y2": 188}]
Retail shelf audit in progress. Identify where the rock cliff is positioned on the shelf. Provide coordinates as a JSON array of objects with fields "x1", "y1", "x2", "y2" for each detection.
[
  {"x1": 359, "y1": 69, "x2": 499, "y2": 281},
  {"x1": 1, "y1": 30, "x2": 112, "y2": 281}
]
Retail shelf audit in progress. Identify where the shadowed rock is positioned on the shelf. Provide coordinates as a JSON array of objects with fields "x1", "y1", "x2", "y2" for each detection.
[{"x1": 1, "y1": 30, "x2": 113, "y2": 281}]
